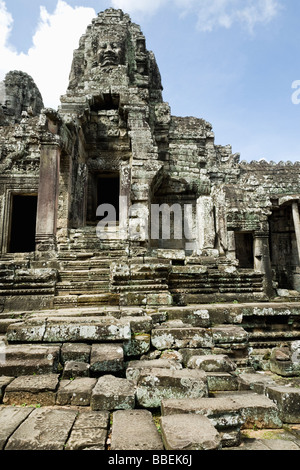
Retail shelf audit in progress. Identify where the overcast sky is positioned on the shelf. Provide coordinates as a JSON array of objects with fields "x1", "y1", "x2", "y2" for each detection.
[{"x1": 1, "y1": 0, "x2": 300, "y2": 163}]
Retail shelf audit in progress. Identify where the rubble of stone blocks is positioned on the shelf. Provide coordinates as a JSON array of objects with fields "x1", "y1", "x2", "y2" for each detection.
[{"x1": 1, "y1": 304, "x2": 300, "y2": 450}]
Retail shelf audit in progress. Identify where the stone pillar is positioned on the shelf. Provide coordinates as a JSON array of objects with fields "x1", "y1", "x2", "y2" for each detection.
[
  {"x1": 196, "y1": 196, "x2": 215, "y2": 251},
  {"x1": 254, "y1": 232, "x2": 274, "y2": 298},
  {"x1": 291, "y1": 202, "x2": 300, "y2": 292},
  {"x1": 292, "y1": 202, "x2": 300, "y2": 264},
  {"x1": 227, "y1": 231, "x2": 236, "y2": 260},
  {"x1": 35, "y1": 143, "x2": 60, "y2": 254},
  {"x1": 119, "y1": 162, "x2": 131, "y2": 241}
]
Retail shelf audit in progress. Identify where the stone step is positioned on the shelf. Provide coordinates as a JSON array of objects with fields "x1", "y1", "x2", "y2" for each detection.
[
  {"x1": 135, "y1": 368, "x2": 208, "y2": 408},
  {"x1": 56, "y1": 281, "x2": 111, "y2": 295},
  {"x1": 6, "y1": 314, "x2": 152, "y2": 343},
  {"x1": 160, "y1": 414, "x2": 222, "y2": 451},
  {"x1": 59, "y1": 269, "x2": 110, "y2": 280},
  {"x1": 161, "y1": 392, "x2": 283, "y2": 430},
  {"x1": 266, "y1": 386, "x2": 300, "y2": 424},
  {"x1": 3, "y1": 407, "x2": 78, "y2": 450},
  {"x1": 110, "y1": 410, "x2": 164, "y2": 450},
  {"x1": 0, "y1": 344, "x2": 60, "y2": 376},
  {"x1": 151, "y1": 324, "x2": 249, "y2": 351},
  {"x1": 53, "y1": 293, "x2": 119, "y2": 308},
  {"x1": 91, "y1": 375, "x2": 136, "y2": 411},
  {"x1": 3, "y1": 374, "x2": 60, "y2": 406},
  {"x1": 186, "y1": 354, "x2": 237, "y2": 373},
  {"x1": 126, "y1": 358, "x2": 183, "y2": 384}
]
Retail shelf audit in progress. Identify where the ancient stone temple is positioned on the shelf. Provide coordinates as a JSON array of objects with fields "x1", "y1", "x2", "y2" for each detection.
[{"x1": 1, "y1": 8, "x2": 300, "y2": 451}]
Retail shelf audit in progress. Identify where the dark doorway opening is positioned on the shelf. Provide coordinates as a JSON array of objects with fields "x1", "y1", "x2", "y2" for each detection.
[
  {"x1": 235, "y1": 232, "x2": 254, "y2": 269},
  {"x1": 9, "y1": 195, "x2": 37, "y2": 253},
  {"x1": 97, "y1": 174, "x2": 120, "y2": 222},
  {"x1": 269, "y1": 205, "x2": 298, "y2": 289}
]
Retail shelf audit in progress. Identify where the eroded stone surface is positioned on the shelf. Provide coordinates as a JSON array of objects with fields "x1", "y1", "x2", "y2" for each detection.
[
  {"x1": 91, "y1": 375, "x2": 136, "y2": 411},
  {"x1": 111, "y1": 410, "x2": 164, "y2": 450},
  {"x1": 160, "y1": 414, "x2": 222, "y2": 451},
  {"x1": 56, "y1": 378, "x2": 97, "y2": 406},
  {"x1": 3, "y1": 374, "x2": 60, "y2": 406},
  {"x1": 136, "y1": 368, "x2": 208, "y2": 408},
  {"x1": 5, "y1": 408, "x2": 77, "y2": 450}
]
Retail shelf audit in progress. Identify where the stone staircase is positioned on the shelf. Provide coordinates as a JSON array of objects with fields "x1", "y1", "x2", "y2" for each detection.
[
  {"x1": 54, "y1": 253, "x2": 119, "y2": 309},
  {"x1": 169, "y1": 267, "x2": 266, "y2": 304},
  {"x1": 1, "y1": 302, "x2": 300, "y2": 450}
]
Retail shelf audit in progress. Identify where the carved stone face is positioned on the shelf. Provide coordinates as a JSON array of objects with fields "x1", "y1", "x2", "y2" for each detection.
[
  {"x1": 2, "y1": 94, "x2": 20, "y2": 117},
  {"x1": 98, "y1": 41, "x2": 124, "y2": 67}
]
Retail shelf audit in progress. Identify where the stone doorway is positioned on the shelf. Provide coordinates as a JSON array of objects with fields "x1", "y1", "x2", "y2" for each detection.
[
  {"x1": 235, "y1": 232, "x2": 254, "y2": 269},
  {"x1": 9, "y1": 195, "x2": 38, "y2": 253},
  {"x1": 97, "y1": 174, "x2": 120, "y2": 222},
  {"x1": 87, "y1": 172, "x2": 120, "y2": 225},
  {"x1": 269, "y1": 203, "x2": 299, "y2": 290}
]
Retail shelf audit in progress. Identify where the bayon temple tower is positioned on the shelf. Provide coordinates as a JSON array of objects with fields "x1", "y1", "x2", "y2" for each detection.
[{"x1": 1, "y1": 8, "x2": 300, "y2": 313}]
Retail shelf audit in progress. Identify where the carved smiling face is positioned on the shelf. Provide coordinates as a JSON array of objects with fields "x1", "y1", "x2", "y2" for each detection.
[{"x1": 98, "y1": 41, "x2": 124, "y2": 67}]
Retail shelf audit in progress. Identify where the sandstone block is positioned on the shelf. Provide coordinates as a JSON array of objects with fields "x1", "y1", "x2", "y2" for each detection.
[
  {"x1": 7, "y1": 317, "x2": 132, "y2": 343},
  {"x1": 226, "y1": 393, "x2": 282, "y2": 429},
  {"x1": 56, "y1": 378, "x2": 97, "y2": 406},
  {"x1": 160, "y1": 414, "x2": 221, "y2": 451},
  {"x1": 123, "y1": 333, "x2": 151, "y2": 357},
  {"x1": 161, "y1": 306, "x2": 211, "y2": 327},
  {"x1": 126, "y1": 359, "x2": 182, "y2": 384},
  {"x1": 238, "y1": 372, "x2": 276, "y2": 394},
  {"x1": 187, "y1": 354, "x2": 237, "y2": 372},
  {"x1": 211, "y1": 325, "x2": 249, "y2": 344},
  {"x1": 0, "y1": 344, "x2": 60, "y2": 376},
  {"x1": 111, "y1": 410, "x2": 164, "y2": 450},
  {"x1": 61, "y1": 343, "x2": 91, "y2": 364},
  {"x1": 91, "y1": 375, "x2": 136, "y2": 411},
  {"x1": 161, "y1": 392, "x2": 282, "y2": 430},
  {"x1": 3, "y1": 374, "x2": 60, "y2": 406},
  {"x1": 0, "y1": 406, "x2": 34, "y2": 450},
  {"x1": 90, "y1": 343, "x2": 124, "y2": 374},
  {"x1": 161, "y1": 396, "x2": 244, "y2": 448},
  {"x1": 206, "y1": 372, "x2": 238, "y2": 392},
  {"x1": 136, "y1": 368, "x2": 208, "y2": 408},
  {"x1": 161, "y1": 396, "x2": 244, "y2": 428},
  {"x1": 5, "y1": 408, "x2": 77, "y2": 450},
  {"x1": 62, "y1": 361, "x2": 90, "y2": 379},
  {"x1": 266, "y1": 386, "x2": 300, "y2": 423},
  {"x1": 0, "y1": 376, "x2": 14, "y2": 402},
  {"x1": 151, "y1": 327, "x2": 213, "y2": 350}
]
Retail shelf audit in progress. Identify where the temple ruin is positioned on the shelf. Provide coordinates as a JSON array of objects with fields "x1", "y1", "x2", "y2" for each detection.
[{"x1": 1, "y1": 9, "x2": 300, "y2": 451}]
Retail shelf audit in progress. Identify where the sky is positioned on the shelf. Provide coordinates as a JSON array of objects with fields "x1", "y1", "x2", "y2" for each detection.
[{"x1": 1, "y1": 0, "x2": 300, "y2": 163}]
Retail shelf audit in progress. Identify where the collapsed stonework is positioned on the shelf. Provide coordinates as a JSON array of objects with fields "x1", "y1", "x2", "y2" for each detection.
[{"x1": 1, "y1": 8, "x2": 300, "y2": 451}]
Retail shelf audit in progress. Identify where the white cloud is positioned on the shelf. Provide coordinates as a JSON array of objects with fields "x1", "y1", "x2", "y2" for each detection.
[
  {"x1": 0, "y1": 0, "x2": 96, "y2": 108},
  {"x1": 112, "y1": 0, "x2": 281, "y2": 31},
  {"x1": 0, "y1": 0, "x2": 13, "y2": 48},
  {"x1": 175, "y1": 0, "x2": 281, "y2": 32},
  {"x1": 111, "y1": 0, "x2": 169, "y2": 16}
]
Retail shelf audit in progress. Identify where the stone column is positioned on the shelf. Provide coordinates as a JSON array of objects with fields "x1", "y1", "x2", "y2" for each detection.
[
  {"x1": 292, "y1": 202, "x2": 300, "y2": 264},
  {"x1": 119, "y1": 161, "x2": 131, "y2": 241},
  {"x1": 291, "y1": 202, "x2": 300, "y2": 292},
  {"x1": 254, "y1": 232, "x2": 274, "y2": 298},
  {"x1": 35, "y1": 143, "x2": 60, "y2": 255},
  {"x1": 196, "y1": 196, "x2": 216, "y2": 251}
]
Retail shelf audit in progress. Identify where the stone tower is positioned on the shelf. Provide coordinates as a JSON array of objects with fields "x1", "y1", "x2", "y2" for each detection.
[
  {"x1": 0, "y1": 8, "x2": 300, "y2": 314},
  {"x1": 0, "y1": 71, "x2": 44, "y2": 126}
]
